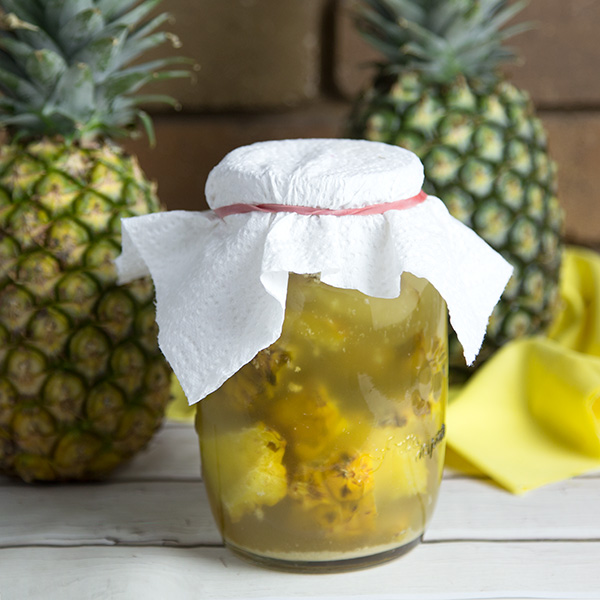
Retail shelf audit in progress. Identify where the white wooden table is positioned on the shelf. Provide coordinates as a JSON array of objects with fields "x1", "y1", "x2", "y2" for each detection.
[{"x1": 1, "y1": 421, "x2": 599, "y2": 600}]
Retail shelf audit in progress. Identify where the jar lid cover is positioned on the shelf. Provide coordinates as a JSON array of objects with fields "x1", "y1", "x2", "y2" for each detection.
[
  {"x1": 116, "y1": 139, "x2": 512, "y2": 404},
  {"x1": 206, "y1": 138, "x2": 423, "y2": 212}
]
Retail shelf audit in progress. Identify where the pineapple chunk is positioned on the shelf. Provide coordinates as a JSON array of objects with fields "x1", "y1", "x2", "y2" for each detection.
[
  {"x1": 289, "y1": 453, "x2": 377, "y2": 536},
  {"x1": 216, "y1": 346, "x2": 291, "y2": 414},
  {"x1": 200, "y1": 422, "x2": 288, "y2": 523},
  {"x1": 266, "y1": 383, "x2": 349, "y2": 462},
  {"x1": 289, "y1": 452, "x2": 374, "y2": 507},
  {"x1": 321, "y1": 452, "x2": 375, "y2": 502},
  {"x1": 365, "y1": 427, "x2": 429, "y2": 504}
]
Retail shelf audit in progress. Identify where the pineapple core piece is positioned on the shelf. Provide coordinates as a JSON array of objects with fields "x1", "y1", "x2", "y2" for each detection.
[
  {"x1": 201, "y1": 422, "x2": 288, "y2": 523},
  {"x1": 289, "y1": 453, "x2": 377, "y2": 536}
]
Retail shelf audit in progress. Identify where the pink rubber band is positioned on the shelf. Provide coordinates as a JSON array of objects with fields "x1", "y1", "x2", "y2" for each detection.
[{"x1": 213, "y1": 190, "x2": 428, "y2": 218}]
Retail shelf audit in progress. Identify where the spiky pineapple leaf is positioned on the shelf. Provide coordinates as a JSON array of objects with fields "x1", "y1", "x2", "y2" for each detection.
[
  {"x1": 25, "y1": 50, "x2": 67, "y2": 93},
  {"x1": 355, "y1": 0, "x2": 531, "y2": 86},
  {"x1": 51, "y1": 63, "x2": 95, "y2": 121},
  {"x1": 73, "y1": 25, "x2": 129, "y2": 80},
  {"x1": 129, "y1": 12, "x2": 171, "y2": 40},
  {"x1": 0, "y1": 53, "x2": 22, "y2": 77},
  {"x1": 127, "y1": 94, "x2": 179, "y2": 107},
  {"x1": 95, "y1": 0, "x2": 139, "y2": 20},
  {"x1": 61, "y1": 9, "x2": 106, "y2": 56},
  {"x1": 0, "y1": 36, "x2": 34, "y2": 70},
  {"x1": 0, "y1": 0, "x2": 43, "y2": 26},
  {"x1": 0, "y1": 112, "x2": 45, "y2": 130},
  {"x1": 112, "y1": 0, "x2": 162, "y2": 29},
  {"x1": 115, "y1": 57, "x2": 192, "y2": 78},
  {"x1": 137, "y1": 109, "x2": 156, "y2": 147},
  {"x1": 44, "y1": 0, "x2": 95, "y2": 31},
  {"x1": 10, "y1": 23, "x2": 62, "y2": 56},
  {"x1": 118, "y1": 31, "x2": 177, "y2": 66},
  {"x1": 102, "y1": 70, "x2": 156, "y2": 100},
  {"x1": 0, "y1": 66, "x2": 38, "y2": 102},
  {"x1": 104, "y1": 67, "x2": 189, "y2": 100},
  {"x1": 0, "y1": 0, "x2": 191, "y2": 143}
]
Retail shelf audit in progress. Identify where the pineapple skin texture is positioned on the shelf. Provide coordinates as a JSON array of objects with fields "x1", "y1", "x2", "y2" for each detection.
[
  {"x1": 0, "y1": 139, "x2": 171, "y2": 482},
  {"x1": 349, "y1": 72, "x2": 564, "y2": 371}
]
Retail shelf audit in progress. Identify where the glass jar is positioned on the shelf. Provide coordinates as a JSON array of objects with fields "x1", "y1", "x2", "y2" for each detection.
[{"x1": 196, "y1": 271, "x2": 447, "y2": 572}]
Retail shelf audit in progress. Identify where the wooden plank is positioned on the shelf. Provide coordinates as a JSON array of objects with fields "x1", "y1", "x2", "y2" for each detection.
[
  {"x1": 112, "y1": 422, "x2": 201, "y2": 481},
  {"x1": 1, "y1": 542, "x2": 599, "y2": 600},
  {"x1": 2, "y1": 474, "x2": 600, "y2": 547},
  {"x1": 0, "y1": 481, "x2": 221, "y2": 547},
  {"x1": 427, "y1": 477, "x2": 600, "y2": 542},
  {"x1": 443, "y1": 467, "x2": 600, "y2": 481}
]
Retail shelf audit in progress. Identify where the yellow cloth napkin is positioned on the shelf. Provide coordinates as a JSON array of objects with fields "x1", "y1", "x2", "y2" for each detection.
[{"x1": 447, "y1": 247, "x2": 600, "y2": 493}]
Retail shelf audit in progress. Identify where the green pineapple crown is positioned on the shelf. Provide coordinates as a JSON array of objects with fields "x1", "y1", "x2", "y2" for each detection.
[
  {"x1": 0, "y1": 0, "x2": 192, "y2": 145},
  {"x1": 356, "y1": 0, "x2": 531, "y2": 87}
]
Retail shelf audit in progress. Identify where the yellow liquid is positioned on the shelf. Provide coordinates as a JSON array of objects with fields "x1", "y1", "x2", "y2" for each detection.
[{"x1": 196, "y1": 273, "x2": 447, "y2": 568}]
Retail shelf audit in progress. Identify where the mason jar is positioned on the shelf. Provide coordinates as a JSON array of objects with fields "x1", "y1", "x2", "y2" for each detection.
[
  {"x1": 196, "y1": 270, "x2": 447, "y2": 572},
  {"x1": 116, "y1": 138, "x2": 512, "y2": 573}
]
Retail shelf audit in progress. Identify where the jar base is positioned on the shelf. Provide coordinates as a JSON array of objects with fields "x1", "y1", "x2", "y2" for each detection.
[{"x1": 224, "y1": 536, "x2": 423, "y2": 574}]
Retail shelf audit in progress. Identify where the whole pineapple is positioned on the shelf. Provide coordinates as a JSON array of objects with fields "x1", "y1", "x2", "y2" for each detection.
[
  {"x1": 348, "y1": 0, "x2": 563, "y2": 374},
  {"x1": 0, "y1": 1, "x2": 188, "y2": 481}
]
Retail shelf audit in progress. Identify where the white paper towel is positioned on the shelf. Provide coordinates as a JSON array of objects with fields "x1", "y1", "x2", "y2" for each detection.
[{"x1": 116, "y1": 139, "x2": 513, "y2": 405}]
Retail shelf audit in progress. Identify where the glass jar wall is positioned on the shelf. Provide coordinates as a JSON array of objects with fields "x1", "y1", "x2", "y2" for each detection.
[{"x1": 196, "y1": 272, "x2": 447, "y2": 572}]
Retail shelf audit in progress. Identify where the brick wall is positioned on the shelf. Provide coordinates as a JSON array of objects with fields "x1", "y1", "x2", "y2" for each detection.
[{"x1": 124, "y1": 0, "x2": 600, "y2": 248}]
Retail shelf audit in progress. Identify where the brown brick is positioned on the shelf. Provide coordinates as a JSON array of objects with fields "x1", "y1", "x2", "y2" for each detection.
[
  {"x1": 143, "y1": 0, "x2": 326, "y2": 111},
  {"x1": 334, "y1": 0, "x2": 380, "y2": 99},
  {"x1": 506, "y1": 0, "x2": 600, "y2": 108},
  {"x1": 541, "y1": 111, "x2": 600, "y2": 245},
  {"x1": 123, "y1": 102, "x2": 349, "y2": 211},
  {"x1": 335, "y1": 0, "x2": 600, "y2": 108}
]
